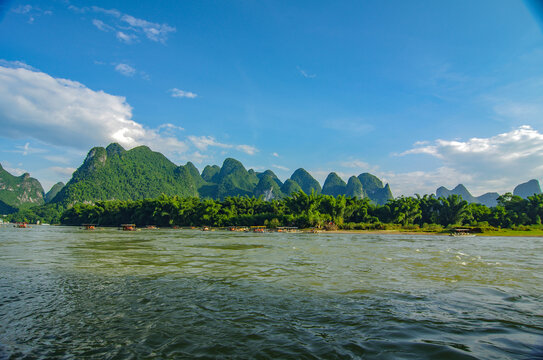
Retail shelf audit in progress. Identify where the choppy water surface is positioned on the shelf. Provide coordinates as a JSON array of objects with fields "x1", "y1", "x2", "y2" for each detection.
[{"x1": 0, "y1": 226, "x2": 542, "y2": 359}]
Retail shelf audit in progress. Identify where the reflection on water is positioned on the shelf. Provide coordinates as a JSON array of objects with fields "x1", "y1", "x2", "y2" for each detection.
[{"x1": 0, "y1": 225, "x2": 542, "y2": 359}]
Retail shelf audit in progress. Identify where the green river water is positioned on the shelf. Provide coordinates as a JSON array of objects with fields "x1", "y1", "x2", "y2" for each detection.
[{"x1": 0, "y1": 225, "x2": 542, "y2": 359}]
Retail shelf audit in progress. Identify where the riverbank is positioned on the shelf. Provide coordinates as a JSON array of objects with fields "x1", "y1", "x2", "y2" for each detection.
[{"x1": 324, "y1": 228, "x2": 543, "y2": 237}]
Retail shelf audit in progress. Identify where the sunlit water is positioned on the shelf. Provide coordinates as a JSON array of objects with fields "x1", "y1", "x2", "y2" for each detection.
[{"x1": 0, "y1": 225, "x2": 542, "y2": 359}]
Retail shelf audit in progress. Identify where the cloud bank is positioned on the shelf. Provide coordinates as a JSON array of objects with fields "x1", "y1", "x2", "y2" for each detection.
[
  {"x1": 0, "y1": 65, "x2": 185, "y2": 156},
  {"x1": 398, "y1": 125, "x2": 543, "y2": 195},
  {"x1": 0, "y1": 64, "x2": 257, "y2": 164}
]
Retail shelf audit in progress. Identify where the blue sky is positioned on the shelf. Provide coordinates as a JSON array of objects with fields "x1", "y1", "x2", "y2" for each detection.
[{"x1": 1, "y1": 0, "x2": 543, "y2": 196}]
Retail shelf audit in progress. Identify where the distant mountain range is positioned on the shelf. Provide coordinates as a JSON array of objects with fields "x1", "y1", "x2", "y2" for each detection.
[
  {"x1": 2, "y1": 142, "x2": 542, "y2": 214},
  {"x1": 40, "y1": 143, "x2": 394, "y2": 207},
  {"x1": 436, "y1": 179, "x2": 542, "y2": 207}
]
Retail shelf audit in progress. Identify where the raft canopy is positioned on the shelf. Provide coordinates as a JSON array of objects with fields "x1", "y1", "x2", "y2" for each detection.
[{"x1": 121, "y1": 224, "x2": 136, "y2": 230}]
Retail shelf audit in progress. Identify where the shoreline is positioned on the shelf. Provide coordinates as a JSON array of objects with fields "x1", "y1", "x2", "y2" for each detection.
[
  {"x1": 4, "y1": 223, "x2": 543, "y2": 237},
  {"x1": 321, "y1": 229, "x2": 543, "y2": 237}
]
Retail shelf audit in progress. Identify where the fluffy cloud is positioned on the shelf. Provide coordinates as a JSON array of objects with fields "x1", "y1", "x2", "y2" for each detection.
[
  {"x1": 377, "y1": 167, "x2": 474, "y2": 198},
  {"x1": 399, "y1": 125, "x2": 543, "y2": 194},
  {"x1": 170, "y1": 88, "x2": 197, "y2": 99},
  {"x1": 0, "y1": 63, "x2": 261, "y2": 170},
  {"x1": 0, "y1": 65, "x2": 187, "y2": 158}
]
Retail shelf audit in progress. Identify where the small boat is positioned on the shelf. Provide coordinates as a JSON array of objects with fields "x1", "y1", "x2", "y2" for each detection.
[
  {"x1": 120, "y1": 224, "x2": 137, "y2": 231},
  {"x1": 449, "y1": 233, "x2": 476, "y2": 237},
  {"x1": 82, "y1": 224, "x2": 96, "y2": 230},
  {"x1": 202, "y1": 226, "x2": 210, "y2": 231},
  {"x1": 449, "y1": 228, "x2": 476, "y2": 237},
  {"x1": 15, "y1": 222, "x2": 28, "y2": 228}
]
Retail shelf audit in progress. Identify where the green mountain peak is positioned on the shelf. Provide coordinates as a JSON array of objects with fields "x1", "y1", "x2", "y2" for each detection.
[
  {"x1": 0, "y1": 164, "x2": 45, "y2": 209},
  {"x1": 345, "y1": 176, "x2": 364, "y2": 199},
  {"x1": 290, "y1": 168, "x2": 321, "y2": 194},
  {"x1": 322, "y1": 172, "x2": 347, "y2": 196}
]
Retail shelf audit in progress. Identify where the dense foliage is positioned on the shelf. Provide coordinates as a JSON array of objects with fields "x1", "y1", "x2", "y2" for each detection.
[
  {"x1": 0, "y1": 164, "x2": 44, "y2": 209},
  {"x1": 50, "y1": 144, "x2": 200, "y2": 205},
  {"x1": 44, "y1": 143, "x2": 395, "y2": 206},
  {"x1": 9, "y1": 191, "x2": 534, "y2": 230},
  {"x1": 45, "y1": 182, "x2": 65, "y2": 203}
]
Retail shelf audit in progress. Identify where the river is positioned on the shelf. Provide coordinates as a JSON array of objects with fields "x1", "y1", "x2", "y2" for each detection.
[{"x1": 0, "y1": 225, "x2": 542, "y2": 359}]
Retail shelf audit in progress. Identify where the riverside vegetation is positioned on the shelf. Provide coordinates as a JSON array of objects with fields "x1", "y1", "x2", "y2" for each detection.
[{"x1": 7, "y1": 191, "x2": 543, "y2": 235}]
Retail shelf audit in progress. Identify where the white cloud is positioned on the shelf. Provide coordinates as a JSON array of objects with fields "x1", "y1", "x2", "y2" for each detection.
[
  {"x1": 92, "y1": 19, "x2": 114, "y2": 32},
  {"x1": 377, "y1": 167, "x2": 474, "y2": 198},
  {"x1": 115, "y1": 63, "x2": 136, "y2": 77},
  {"x1": 11, "y1": 4, "x2": 51, "y2": 23},
  {"x1": 186, "y1": 151, "x2": 208, "y2": 163},
  {"x1": 72, "y1": 6, "x2": 175, "y2": 44},
  {"x1": 116, "y1": 31, "x2": 138, "y2": 44},
  {"x1": 120, "y1": 14, "x2": 176, "y2": 43},
  {"x1": 157, "y1": 123, "x2": 184, "y2": 132},
  {"x1": 272, "y1": 164, "x2": 289, "y2": 171},
  {"x1": 399, "y1": 125, "x2": 543, "y2": 195},
  {"x1": 68, "y1": 5, "x2": 85, "y2": 14},
  {"x1": 297, "y1": 66, "x2": 316, "y2": 79},
  {"x1": 0, "y1": 64, "x2": 188, "y2": 158},
  {"x1": 170, "y1": 88, "x2": 197, "y2": 99},
  {"x1": 188, "y1": 136, "x2": 230, "y2": 151},
  {"x1": 235, "y1": 144, "x2": 258, "y2": 155},
  {"x1": 188, "y1": 136, "x2": 258, "y2": 155},
  {"x1": 0, "y1": 60, "x2": 37, "y2": 71},
  {"x1": 1, "y1": 161, "x2": 26, "y2": 176},
  {"x1": 91, "y1": 6, "x2": 121, "y2": 18},
  {"x1": 272, "y1": 152, "x2": 279, "y2": 157},
  {"x1": 14, "y1": 142, "x2": 47, "y2": 156}
]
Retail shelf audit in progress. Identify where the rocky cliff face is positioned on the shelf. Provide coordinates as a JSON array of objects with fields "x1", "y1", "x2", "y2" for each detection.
[{"x1": 0, "y1": 164, "x2": 44, "y2": 209}]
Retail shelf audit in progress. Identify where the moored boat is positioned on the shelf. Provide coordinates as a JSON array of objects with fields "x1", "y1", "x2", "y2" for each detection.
[{"x1": 120, "y1": 224, "x2": 137, "y2": 231}]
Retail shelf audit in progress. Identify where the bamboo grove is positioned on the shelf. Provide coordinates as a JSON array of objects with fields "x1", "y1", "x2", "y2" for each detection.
[{"x1": 11, "y1": 191, "x2": 543, "y2": 231}]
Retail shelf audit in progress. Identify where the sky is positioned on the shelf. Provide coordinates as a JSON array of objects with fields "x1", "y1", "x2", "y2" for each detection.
[{"x1": 1, "y1": 0, "x2": 543, "y2": 196}]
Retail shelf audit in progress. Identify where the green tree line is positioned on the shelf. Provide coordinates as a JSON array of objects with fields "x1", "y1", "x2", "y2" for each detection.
[{"x1": 9, "y1": 191, "x2": 543, "y2": 230}]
